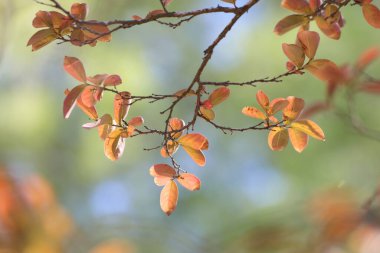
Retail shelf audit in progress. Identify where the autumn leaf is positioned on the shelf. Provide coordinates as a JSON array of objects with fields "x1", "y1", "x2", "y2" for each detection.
[
  {"x1": 290, "y1": 119, "x2": 325, "y2": 141},
  {"x1": 82, "y1": 114, "x2": 112, "y2": 129},
  {"x1": 242, "y1": 106, "x2": 266, "y2": 120},
  {"x1": 274, "y1": 15, "x2": 309, "y2": 36},
  {"x1": 63, "y1": 84, "x2": 87, "y2": 119},
  {"x1": 288, "y1": 128, "x2": 308, "y2": 153},
  {"x1": 177, "y1": 173, "x2": 201, "y2": 191},
  {"x1": 114, "y1": 92, "x2": 131, "y2": 125},
  {"x1": 315, "y1": 16, "x2": 341, "y2": 40},
  {"x1": 104, "y1": 128, "x2": 126, "y2": 161},
  {"x1": 282, "y1": 43, "x2": 305, "y2": 68},
  {"x1": 160, "y1": 180, "x2": 178, "y2": 216},
  {"x1": 71, "y1": 3, "x2": 88, "y2": 21},
  {"x1": 283, "y1": 96, "x2": 305, "y2": 122},
  {"x1": 150, "y1": 164, "x2": 176, "y2": 186},
  {"x1": 297, "y1": 31, "x2": 320, "y2": 59},
  {"x1": 362, "y1": 3, "x2": 380, "y2": 29},
  {"x1": 64, "y1": 56, "x2": 87, "y2": 83},
  {"x1": 281, "y1": 0, "x2": 311, "y2": 14},
  {"x1": 27, "y1": 29, "x2": 58, "y2": 51},
  {"x1": 268, "y1": 127, "x2": 289, "y2": 151},
  {"x1": 356, "y1": 47, "x2": 380, "y2": 70}
]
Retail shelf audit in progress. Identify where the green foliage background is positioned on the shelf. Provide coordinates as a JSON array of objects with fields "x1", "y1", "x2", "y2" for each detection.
[{"x1": 0, "y1": 0, "x2": 380, "y2": 252}]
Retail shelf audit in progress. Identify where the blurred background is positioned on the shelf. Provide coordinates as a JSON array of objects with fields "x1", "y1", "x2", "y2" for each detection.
[{"x1": 1, "y1": 0, "x2": 380, "y2": 252}]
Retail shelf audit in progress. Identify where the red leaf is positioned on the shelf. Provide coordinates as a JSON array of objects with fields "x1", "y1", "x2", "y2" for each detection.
[
  {"x1": 315, "y1": 16, "x2": 341, "y2": 40},
  {"x1": 81, "y1": 23, "x2": 112, "y2": 42},
  {"x1": 282, "y1": 43, "x2": 305, "y2": 68},
  {"x1": 160, "y1": 180, "x2": 178, "y2": 216},
  {"x1": 87, "y1": 74, "x2": 109, "y2": 85},
  {"x1": 178, "y1": 173, "x2": 201, "y2": 191},
  {"x1": 297, "y1": 31, "x2": 320, "y2": 59},
  {"x1": 32, "y1": 11, "x2": 52, "y2": 28},
  {"x1": 281, "y1": 0, "x2": 311, "y2": 14},
  {"x1": 64, "y1": 56, "x2": 87, "y2": 83},
  {"x1": 104, "y1": 75, "x2": 122, "y2": 86},
  {"x1": 269, "y1": 98, "x2": 289, "y2": 115},
  {"x1": 362, "y1": 4, "x2": 380, "y2": 29},
  {"x1": 305, "y1": 59, "x2": 342, "y2": 83},
  {"x1": 71, "y1": 3, "x2": 88, "y2": 20},
  {"x1": 309, "y1": 0, "x2": 321, "y2": 12},
  {"x1": 274, "y1": 14, "x2": 309, "y2": 36},
  {"x1": 356, "y1": 47, "x2": 380, "y2": 70},
  {"x1": 63, "y1": 84, "x2": 87, "y2": 119}
]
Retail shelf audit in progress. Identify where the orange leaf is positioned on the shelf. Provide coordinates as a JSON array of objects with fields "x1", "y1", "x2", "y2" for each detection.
[
  {"x1": 79, "y1": 86, "x2": 97, "y2": 107},
  {"x1": 82, "y1": 23, "x2": 112, "y2": 42},
  {"x1": 281, "y1": 0, "x2": 311, "y2": 14},
  {"x1": 288, "y1": 128, "x2": 308, "y2": 153},
  {"x1": 208, "y1": 87, "x2": 230, "y2": 106},
  {"x1": 362, "y1": 4, "x2": 380, "y2": 29},
  {"x1": 315, "y1": 16, "x2": 341, "y2": 40},
  {"x1": 269, "y1": 98, "x2": 289, "y2": 115},
  {"x1": 309, "y1": 0, "x2": 321, "y2": 12},
  {"x1": 173, "y1": 88, "x2": 196, "y2": 97},
  {"x1": 242, "y1": 106, "x2": 266, "y2": 120},
  {"x1": 76, "y1": 92, "x2": 98, "y2": 120},
  {"x1": 182, "y1": 146, "x2": 206, "y2": 167},
  {"x1": 256, "y1": 90, "x2": 270, "y2": 110},
  {"x1": 128, "y1": 116, "x2": 144, "y2": 127},
  {"x1": 150, "y1": 164, "x2": 176, "y2": 186},
  {"x1": 27, "y1": 29, "x2": 58, "y2": 51},
  {"x1": 32, "y1": 11, "x2": 52, "y2": 28},
  {"x1": 104, "y1": 128, "x2": 125, "y2": 161},
  {"x1": 200, "y1": 106, "x2": 215, "y2": 121},
  {"x1": 178, "y1": 173, "x2": 201, "y2": 191},
  {"x1": 178, "y1": 133, "x2": 208, "y2": 150},
  {"x1": 98, "y1": 124, "x2": 112, "y2": 141},
  {"x1": 160, "y1": 140, "x2": 180, "y2": 158},
  {"x1": 71, "y1": 3, "x2": 88, "y2": 20},
  {"x1": 268, "y1": 127, "x2": 289, "y2": 151},
  {"x1": 274, "y1": 14, "x2": 309, "y2": 36},
  {"x1": 160, "y1": 180, "x2": 178, "y2": 216},
  {"x1": 297, "y1": 31, "x2": 320, "y2": 59},
  {"x1": 63, "y1": 84, "x2": 86, "y2": 119},
  {"x1": 87, "y1": 74, "x2": 109, "y2": 85},
  {"x1": 82, "y1": 114, "x2": 112, "y2": 129},
  {"x1": 113, "y1": 92, "x2": 131, "y2": 125},
  {"x1": 305, "y1": 59, "x2": 342, "y2": 83},
  {"x1": 290, "y1": 119, "x2": 325, "y2": 141},
  {"x1": 104, "y1": 75, "x2": 122, "y2": 86},
  {"x1": 356, "y1": 47, "x2": 380, "y2": 70},
  {"x1": 64, "y1": 56, "x2": 87, "y2": 83},
  {"x1": 168, "y1": 118, "x2": 185, "y2": 139},
  {"x1": 146, "y1": 9, "x2": 165, "y2": 18},
  {"x1": 283, "y1": 96, "x2": 304, "y2": 122},
  {"x1": 282, "y1": 43, "x2": 305, "y2": 68}
]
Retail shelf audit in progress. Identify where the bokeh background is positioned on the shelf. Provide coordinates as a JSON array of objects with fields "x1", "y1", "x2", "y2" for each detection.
[{"x1": 1, "y1": 0, "x2": 380, "y2": 252}]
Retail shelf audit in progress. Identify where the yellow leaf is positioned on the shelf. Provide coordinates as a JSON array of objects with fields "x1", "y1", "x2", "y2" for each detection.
[
  {"x1": 268, "y1": 127, "x2": 289, "y2": 151},
  {"x1": 290, "y1": 119, "x2": 325, "y2": 141},
  {"x1": 182, "y1": 146, "x2": 206, "y2": 167},
  {"x1": 242, "y1": 106, "x2": 266, "y2": 120}
]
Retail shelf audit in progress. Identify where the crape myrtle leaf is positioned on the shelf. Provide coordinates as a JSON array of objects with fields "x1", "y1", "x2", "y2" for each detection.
[
  {"x1": 309, "y1": 0, "x2": 321, "y2": 12},
  {"x1": 305, "y1": 59, "x2": 342, "y2": 82},
  {"x1": 182, "y1": 146, "x2": 206, "y2": 167},
  {"x1": 274, "y1": 15, "x2": 309, "y2": 36},
  {"x1": 360, "y1": 81, "x2": 380, "y2": 94},
  {"x1": 209, "y1": 87, "x2": 230, "y2": 106},
  {"x1": 168, "y1": 118, "x2": 185, "y2": 139},
  {"x1": 160, "y1": 180, "x2": 178, "y2": 216},
  {"x1": 290, "y1": 119, "x2": 325, "y2": 140},
  {"x1": 297, "y1": 31, "x2": 320, "y2": 59},
  {"x1": 200, "y1": 106, "x2": 215, "y2": 121},
  {"x1": 104, "y1": 128, "x2": 125, "y2": 161},
  {"x1": 242, "y1": 106, "x2": 266, "y2": 120},
  {"x1": 325, "y1": 4, "x2": 341, "y2": 23},
  {"x1": 288, "y1": 128, "x2": 308, "y2": 153},
  {"x1": 286, "y1": 61, "x2": 297, "y2": 71},
  {"x1": 64, "y1": 56, "x2": 87, "y2": 82},
  {"x1": 87, "y1": 74, "x2": 108, "y2": 85},
  {"x1": 104, "y1": 75, "x2": 122, "y2": 86},
  {"x1": 32, "y1": 11, "x2": 52, "y2": 28},
  {"x1": 268, "y1": 127, "x2": 289, "y2": 151},
  {"x1": 269, "y1": 98, "x2": 289, "y2": 115},
  {"x1": 363, "y1": 4, "x2": 380, "y2": 28},
  {"x1": 356, "y1": 47, "x2": 380, "y2": 70},
  {"x1": 80, "y1": 86, "x2": 97, "y2": 107},
  {"x1": 98, "y1": 124, "x2": 112, "y2": 141},
  {"x1": 114, "y1": 92, "x2": 131, "y2": 125},
  {"x1": 178, "y1": 133, "x2": 208, "y2": 150},
  {"x1": 178, "y1": 173, "x2": 201, "y2": 191},
  {"x1": 64, "y1": 88, "x2": 98, "y2": 120},
  {"x1": 150, "y1": 164, "x2": 176, "y2": 186},
  {"x1": 27, "y1": 29, "x2": 58, "y2": 51},
  {"x1": 70, "y1": 28, "x2": 86, "y2": 46},
  {"x1": 256, "y1": 90, "x2": 270, "y2": 110},
  {"x1": 283, "y1": 96, "x2": 304, "y2": 122},
  {"x1": 63, "y1": 84, "x2": 87, "y2": 119},
  {"x1": 160, "y1": 140, "x2": 180, "y2": 158},
  {"x1": 315, "y1": 16, "x2": 341, "y2": 40},
  {"x1": 146, "y1": 9, "x2": 165, "y2": 18},
  {"x1": 282, "y1": 43, "x2": 305, "y2": 68},
  {"x1": 173, "y1": 89, "x2": 196, "y2": 97},
  {"x1": 281, "y1": 0, "x2": 311, "y2": 14},
  {"x1": 71, "y1": 3, "x2": 88, "y2": 20},
  {"x1": 82, "y1": 23, "x2": 112, "y2": 42},
  {"x1": 128, "y1": 116, "x2": 144, "y2": 127},
  {"x1": 82, "y1": 114, "x2": 112, "y2": 129}
]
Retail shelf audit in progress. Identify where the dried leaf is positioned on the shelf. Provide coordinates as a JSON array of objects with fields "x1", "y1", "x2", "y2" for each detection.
[
  {"x1": 160, "y1": 180, "x2": 178, "y2": 216},
  {"x1": 356, "y1": 47, "x2": 380, "y2": 70}
]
